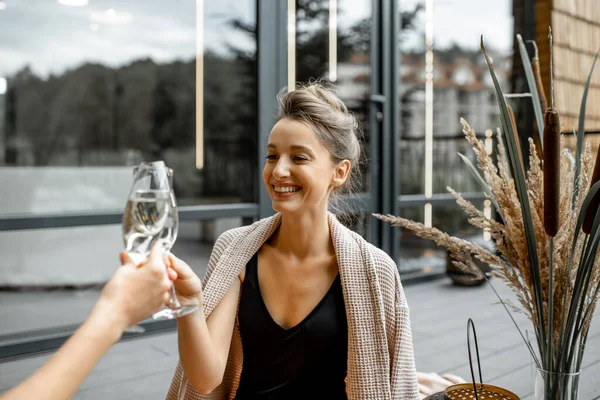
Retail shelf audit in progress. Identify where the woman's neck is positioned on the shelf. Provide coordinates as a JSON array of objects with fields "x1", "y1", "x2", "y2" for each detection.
[{"x1": 272, "y1": 209, "x2": 333, "y2": 260}]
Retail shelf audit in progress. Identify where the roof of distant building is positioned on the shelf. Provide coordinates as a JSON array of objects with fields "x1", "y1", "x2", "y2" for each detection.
[{"x1": 399, "y1": 52, "x2": 510, "y2": 89}]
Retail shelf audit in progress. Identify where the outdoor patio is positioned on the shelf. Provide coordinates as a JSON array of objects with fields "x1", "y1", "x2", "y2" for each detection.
[{"x1": 1, "y1": 275, "x2": 599, "y2": 399}]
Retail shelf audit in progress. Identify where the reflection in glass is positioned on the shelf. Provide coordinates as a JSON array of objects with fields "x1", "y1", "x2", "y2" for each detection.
[
  {"x1": 203, "y1": 1, "x2": 257, "y2": 205},
  {"x1": 336, "y1": 0, "x2": 371, "y2": 196},
  {"x1": 396, "y1": 206, "x2": 445, "y2": 275},
  {"x1": 0, "y1": 1, "x2": 257, "y2": 336},
  {"x1": 397, "y1": 201, "x2": 493, "y2": 274},
  {"x1": 0, "y1": 0, "x2": 257, "y2": 208},
  {"x1": 0, "y1": 219, "x2": 220, "y2": 337},
  {"x1": 397, "y1": 0, "x2": 512, "y2": 272},
  {"x1": 399, "y1": 0, "x2": 512, "y2": 196},
  {"x1": 292, "y1": 0, "x2": 372, "y2": 235}
]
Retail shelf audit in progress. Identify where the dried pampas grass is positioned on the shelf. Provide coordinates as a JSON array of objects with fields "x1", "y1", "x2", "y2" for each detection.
[{"x1": 376, "y1": 32, "x2": 600, "y2": 392}]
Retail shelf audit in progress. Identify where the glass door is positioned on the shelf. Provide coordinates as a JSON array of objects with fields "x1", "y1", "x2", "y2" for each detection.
[{"x1": 288, "y1": 0, "x2": 392, "y2": 249}]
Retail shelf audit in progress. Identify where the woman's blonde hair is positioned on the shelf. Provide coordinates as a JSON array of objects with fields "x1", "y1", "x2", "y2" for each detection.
[{"x1": 275, "y1": 80, "x2": 364, "y2": 201}]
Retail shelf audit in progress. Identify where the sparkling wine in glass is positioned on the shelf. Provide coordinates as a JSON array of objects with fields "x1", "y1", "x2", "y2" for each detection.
[
  {"x1": 123, "y1": 189, "x2": 175, "y2": 264},
  {"x1": 122, "y1": 160, "x2": 199, "y2": 320}
]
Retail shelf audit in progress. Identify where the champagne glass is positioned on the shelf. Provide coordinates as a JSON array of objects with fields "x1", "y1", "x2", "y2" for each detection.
[{"x1": 122, "y1": 160, "x2": 199, "y2": 320}]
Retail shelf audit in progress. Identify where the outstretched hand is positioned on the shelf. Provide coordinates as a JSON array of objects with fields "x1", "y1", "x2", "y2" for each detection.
[
  {"x1": 0, "y1": 243, "x2": 174, "y2": 400},
  {"x1": 90, "y1": 243, "x2": 172, "y2": 335}
]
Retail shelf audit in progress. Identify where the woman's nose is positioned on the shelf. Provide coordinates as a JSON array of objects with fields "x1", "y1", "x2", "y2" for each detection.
[{"x1": 273, "y1": 158, "x2": 290, "y2": 178}]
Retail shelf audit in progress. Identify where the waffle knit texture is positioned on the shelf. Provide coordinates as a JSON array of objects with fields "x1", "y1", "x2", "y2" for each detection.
[{"x1": 165, "y1": 212, "x2": 419, "y2": 400}]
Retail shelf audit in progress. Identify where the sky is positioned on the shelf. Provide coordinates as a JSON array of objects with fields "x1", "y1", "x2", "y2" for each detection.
[
  {"x1": 0, "y1": 0, "x2": 512, "y2": 79},
  {"x1": 400, "y1": 0, "x2": 513, "y2": 52}
]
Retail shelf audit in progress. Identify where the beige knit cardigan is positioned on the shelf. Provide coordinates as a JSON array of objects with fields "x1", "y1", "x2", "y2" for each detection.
[{"x1": 166, "y1": 212, "x2": 419, "y2": 400}]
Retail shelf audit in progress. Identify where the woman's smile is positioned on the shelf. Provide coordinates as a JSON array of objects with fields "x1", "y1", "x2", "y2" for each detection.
[{"x1": 272, "y1": 185, "x2": 302, "y2": 198}]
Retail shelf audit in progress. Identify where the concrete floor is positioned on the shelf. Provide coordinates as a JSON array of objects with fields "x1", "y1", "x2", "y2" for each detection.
[{"x1": 1, "y1": 277, "x2": 599, "y2": 399}]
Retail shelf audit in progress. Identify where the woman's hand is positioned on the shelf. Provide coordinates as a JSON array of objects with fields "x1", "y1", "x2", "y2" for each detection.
[{"x1": 166, "y1": 253, "x2": 204, "y2": 309}]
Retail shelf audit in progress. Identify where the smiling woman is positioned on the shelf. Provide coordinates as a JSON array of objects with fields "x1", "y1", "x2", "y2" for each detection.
[{"x1": 163, "y1": 82, "x2": 420, "y2": 400}]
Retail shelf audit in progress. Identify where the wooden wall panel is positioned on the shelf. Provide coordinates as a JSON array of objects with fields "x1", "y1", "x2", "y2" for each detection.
[
  {"x1": 537, "y1": 0, "x2": 600, "y2": 132},
  {"x1": 535, "y1": 0, "x2": 552, "y2": 119}
]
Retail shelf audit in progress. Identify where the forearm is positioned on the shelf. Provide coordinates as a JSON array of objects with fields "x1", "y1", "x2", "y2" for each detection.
[
  {"x1": 2, "y1": 314, "x2": 122, "y2": 400},
  {"x1": 177, "y1": 310, "x2": 225, "y2": 394},
  {"x1": 173, "y1": 271, "x2": 240, "y2": 395}
]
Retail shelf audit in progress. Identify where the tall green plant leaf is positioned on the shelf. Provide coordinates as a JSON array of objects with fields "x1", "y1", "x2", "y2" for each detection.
[
  {"x1": 558, "y1": 180, "x2": 600, "y2": 372},
  {"x1": 575, "y1": 331, "x2": 590, "y2": 376},
  {"x1": 481, "y1": 36, "x2": 546, "y2": 359},
  {"x1": 570, "y1": 181, "x2": 600, "y2": 263},
  {"x1": 574, "y1": 48, "x2": 600, "y2": 202},
  {"x1": 516, "y1": 34, "x2": 544, "y2": 145},
  {"x1": 557, "y1": 234, "x2": 589, "y2": 374},
  {"x1": 564, "y1": 203, "x2": 600, "y2": 371},
  {"x1": 580, "y1": 245, "x2": 600, "y2": 343}
]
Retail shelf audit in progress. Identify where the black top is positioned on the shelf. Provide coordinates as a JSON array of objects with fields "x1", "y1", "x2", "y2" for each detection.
[{"x1": 234, "y1": 253, "x2": 348, "y2": 400}]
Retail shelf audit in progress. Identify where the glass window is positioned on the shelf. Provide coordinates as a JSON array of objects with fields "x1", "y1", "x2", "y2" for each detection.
[
  {"x1": 0, "y1": 217, "x2": 233, "y2": 338},
  {"x1": 203, "y1": 0, "x2": 257, "y2": 206},
  {"x1": 0, "y1": 0, "x2": 257, "y2": 337},
  {"x1": 397, "y1": 0, "x2": 513, "y2": 272},
  {"x1": 396, "y1": 206, "x2": 445, "y2": 275},
  {"x1": 292, "y1": 0, "x2": 373, "y2": 236},
  {"x1": 0, "y1": 0, "x2": 257, "y2": 209},
  {"x1": 397, "y1": 201, "x2": 493, "y2": 275},
  {"x1": 399, "y1": 0, "x2": 513, "y2": 196}
]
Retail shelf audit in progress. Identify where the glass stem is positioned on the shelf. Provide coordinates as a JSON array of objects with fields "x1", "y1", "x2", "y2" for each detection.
[
  {"x1": 169, "y1": 284, "x2": 182, "y2": 310},
  {"x1": 164, "y1": 248, "x2": 182, "y2": 310}
]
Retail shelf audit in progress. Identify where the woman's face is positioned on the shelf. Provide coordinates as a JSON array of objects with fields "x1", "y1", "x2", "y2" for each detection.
[{"x1": 262, "y1": 118, "x2": 349, "y2": 216}]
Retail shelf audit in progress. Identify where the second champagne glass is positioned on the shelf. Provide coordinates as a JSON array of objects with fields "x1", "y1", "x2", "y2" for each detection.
[{"x1": 122, "y1": 160, "x2": 199, "y2": 320}]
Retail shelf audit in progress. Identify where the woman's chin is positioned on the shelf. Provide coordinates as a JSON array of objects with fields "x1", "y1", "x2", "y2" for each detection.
[{"x1": 271, "y1": 201, "x2": 299, "y2": 214}]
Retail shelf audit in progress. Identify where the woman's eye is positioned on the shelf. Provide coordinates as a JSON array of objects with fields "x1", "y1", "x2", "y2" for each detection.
[
  {"x1": 293, "y1": 156, "x2": 308, "y2": 162},
  {"x1": 266, "y1": 154, "x2": 277, "y2": 161}
]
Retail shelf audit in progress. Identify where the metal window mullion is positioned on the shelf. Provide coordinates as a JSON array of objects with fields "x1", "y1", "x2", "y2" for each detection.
[
  {"x1": 397, "y1": 192, "x2": 488, "y2": 208},
  {"x1": 0, "y1": 319, "x2": 177, "y2": 362},
  {"x1": 196, "y1": 0, "x2": 204, "y2": 169},
  {"x1": 379, "y1": 0, "x2": 393, "y2": 255},
  {"x1": 369, "y1": 0, "x2": 382, "y2": 246},
  {"x1": 257, "y1": 0, "x2": 287, "y2": 220},
  {"x1": 0, "y1": 203, "x2": 260, "y2": 231},
  {"x1": 387, "y1": 0, "x2": 400, "y2": 262}
]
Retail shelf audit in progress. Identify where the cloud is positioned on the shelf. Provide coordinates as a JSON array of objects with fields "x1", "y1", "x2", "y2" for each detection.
[
  {"x1": 0, "y1": 0, "x2": 205, "y2": 78},
  {"x1": 433, "y1": 0, "x2": 513, "y2": 52},
  {"x1": 0, "y1": 0, "x2": 512, "y2": 79}
]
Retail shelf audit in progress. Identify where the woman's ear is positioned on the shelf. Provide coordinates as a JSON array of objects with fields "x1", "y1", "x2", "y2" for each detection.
[{"x1": 332, "y1": 160, "x2": 351, "y2": 188}]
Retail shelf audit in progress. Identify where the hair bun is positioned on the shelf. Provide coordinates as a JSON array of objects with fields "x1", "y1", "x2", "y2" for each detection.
[{"x1": 276, "y1": 80, "x2": 364, "y2": 197}]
